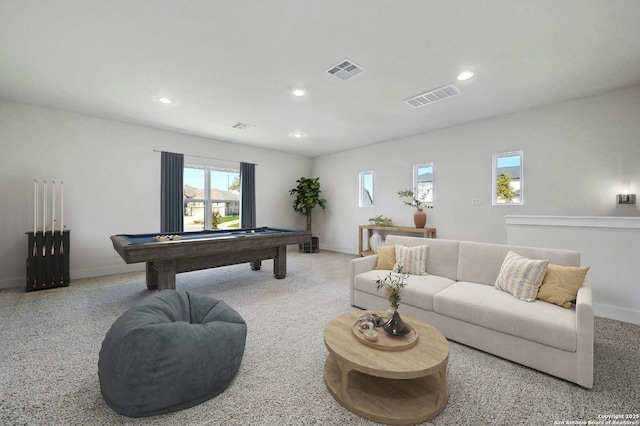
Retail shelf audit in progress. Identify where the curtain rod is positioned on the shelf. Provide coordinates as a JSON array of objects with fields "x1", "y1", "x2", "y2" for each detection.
[{"x1": 153, "y1": 150, "x2": 258, "y2": 166}]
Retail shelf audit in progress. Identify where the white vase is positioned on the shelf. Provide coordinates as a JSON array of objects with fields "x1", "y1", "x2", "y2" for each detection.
[{"x1": 369, "y1": 231, "x2": 382, "y2": 253}]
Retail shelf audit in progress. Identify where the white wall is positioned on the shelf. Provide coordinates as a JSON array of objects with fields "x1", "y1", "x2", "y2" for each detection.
[
  {"x1": 506, "y1": 216, "x2": 640, "y2": 325},
  {"x1": 0, "y1": 100, "x2": 312, "y2": 288},
  {"x1": 312, "y1": 85, "x2": 640, "y2": 254}
]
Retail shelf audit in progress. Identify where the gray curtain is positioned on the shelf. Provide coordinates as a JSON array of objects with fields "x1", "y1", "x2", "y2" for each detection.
[
  {"x1": 240, "y1": 162, "x2": 256, "y2": 228},
  {"x1": 161, "y1": 151, "x2": 184, "y2": 233}
]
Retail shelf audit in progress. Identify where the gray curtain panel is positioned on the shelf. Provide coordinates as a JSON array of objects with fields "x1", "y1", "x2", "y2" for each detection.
[
  {"x1": 160, "y1": 151, "x2": 184, "y2": 233},
  {"x1": 239, "y1": 162, "x2": 256, "y2": 228}
]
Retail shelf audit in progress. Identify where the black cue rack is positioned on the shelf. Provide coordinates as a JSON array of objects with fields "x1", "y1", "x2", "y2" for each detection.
[{"x1": 25, "y1": 230, "x2": 70, "y2": 291}]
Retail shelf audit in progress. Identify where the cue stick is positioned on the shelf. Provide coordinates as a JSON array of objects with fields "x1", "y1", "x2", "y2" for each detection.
[
  {"x1": 33, "y1": 180, "x2": 37, "y2": 257},
  {"x1": 60, "y1": 181, "x2": 64, "y2": 255},
  {"x1": 43, "y1": 180, "x2": 46, "y2": 232},
  {"x1": 42, "y1": 180, "x2": 47, "y2": 256},
  {"x1": 51, "y1": 181, "x2": 56, "y2": 255}
]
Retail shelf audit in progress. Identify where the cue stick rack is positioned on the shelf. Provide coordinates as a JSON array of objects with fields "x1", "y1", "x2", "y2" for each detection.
[
  {"x1": 26, "y1": 230, "x2": 70, "y2": 291},
  {"x1": 26, "y1": 179, "x2": 70, "y2": 291}
]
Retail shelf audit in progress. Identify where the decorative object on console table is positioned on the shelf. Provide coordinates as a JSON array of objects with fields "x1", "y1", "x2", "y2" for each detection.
[
  {"x1": 289, "y1": 177, "x2": 326, "y2": 253},
  {"x1": 368, "y1": 214, "x2": 392, "y2": 227},
  {"x1": 414, "y1": 208, "x2": 427, "y2": 228},
  {"x1": 369, "y1": 231, "x2": 382, "y2": 253},
  {"x1": 358, "y1": 225, "x2": 436, "y2": 256},
  {"x1": 398, "y1": 189, "x2": 433, "y2": 228}
]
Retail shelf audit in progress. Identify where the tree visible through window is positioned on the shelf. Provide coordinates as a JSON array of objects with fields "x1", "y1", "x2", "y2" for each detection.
[
  {"x1": 183, "y1": 166, "x2": 240, "y2": 231},
  {"x1": 492, "y1": 151, "x2": 523, "y2": 205}
]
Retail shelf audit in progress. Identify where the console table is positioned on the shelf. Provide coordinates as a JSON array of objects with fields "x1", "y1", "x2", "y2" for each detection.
[{"x1": 359, "y1": 225, "x2": 436, "y2": 256}]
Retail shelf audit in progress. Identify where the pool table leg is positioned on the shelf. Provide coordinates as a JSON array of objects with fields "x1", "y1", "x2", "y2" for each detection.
[
  {"x1": 273, "y1": 246, "x2": 286, "y2": 279},
  {"x1": 146, "y1": 260, "x2": 176, "y2": 290},
  {"x1": 145, "y1": 263, "x2": 158, "y2": 290}
]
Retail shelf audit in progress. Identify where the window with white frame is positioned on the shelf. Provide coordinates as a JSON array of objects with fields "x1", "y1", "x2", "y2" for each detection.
[
  {"x1": 413, "y1": 163, "x2": 434, "y2": 206},
  {"x1": 492, "y1": 151, "x2": 523, "y2": 205},
  {"x1": 359, "y1": 171, "x2": 374, "y2": 207},
  {"x1": 183, "y1": 165, "x2": 240, "y2": 231}
]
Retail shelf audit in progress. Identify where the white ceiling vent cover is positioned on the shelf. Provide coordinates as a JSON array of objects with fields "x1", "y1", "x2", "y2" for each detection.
[
  {"x1": 405, "y1": 84, "x2": 461, "y2": 108},
  {"x1": 326, "y1": 60, "x2": 365, "y2": 81},
  {"x1": 232, "y1": 122, "x2": 255, "y2": 131}
]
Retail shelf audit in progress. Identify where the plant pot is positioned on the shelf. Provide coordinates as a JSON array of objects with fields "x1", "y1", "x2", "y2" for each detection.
[
  {"x1": 299, "y1": 236, "x2": 319, "y2": 253},
  {"x1": 383, "y1": 310, "x2": 411, "y2": 336},
  {"x1": 413, "y1": 208, "x2": 427, "y2": 228}
]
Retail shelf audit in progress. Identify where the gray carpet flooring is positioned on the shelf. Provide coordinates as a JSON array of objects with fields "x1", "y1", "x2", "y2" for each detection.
[{"x1": 0, "y1": 250, "x2": 638, "y2": 425}]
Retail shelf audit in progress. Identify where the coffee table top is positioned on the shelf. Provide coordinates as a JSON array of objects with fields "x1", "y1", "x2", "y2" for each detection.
[{"x1": 324, "y1": 311, "x2": 449, "y2": 380}]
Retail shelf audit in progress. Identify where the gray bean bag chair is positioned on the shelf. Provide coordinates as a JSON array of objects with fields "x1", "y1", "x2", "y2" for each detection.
[{"x1": 98, "y1": 290, "x2": 247, "y2": 417}]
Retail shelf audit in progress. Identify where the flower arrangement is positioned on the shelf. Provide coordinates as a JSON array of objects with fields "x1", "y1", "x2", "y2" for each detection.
[
  {"x1": 368, "y1": 214, "x2": 392, "y2": 227},
  {"x1": 397, "y1": 189, "x2": 433, "y2": 210},
  {"x1": 375, "y1": 265, "x2": 409, "y2": 311}
]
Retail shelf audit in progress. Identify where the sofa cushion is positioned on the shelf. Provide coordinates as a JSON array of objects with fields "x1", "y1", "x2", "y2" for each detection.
[
  {"x1": 386, "y1": 236, "x2": 460, "y2": 280},
  {"x1": 353, "y1": 270, "x2": 455, "y2": 311},
  {"x1": 537, "y1": 264, "x2": 590, "y2": 308},
  {"x1": 457, "y1": 241, "x2": 580, "y2": 286},
  {"x1": 394, "y1": 244, "x2": 428, "y2": 275},
  {"x1": 494, "y1": 251, "x2": 549, "y2": 302},
  {"x1": 434, "y1": 281, "x2": 577, "y2": 352},
  {"x1": 375, "y1": 245, "x2": 396, "y2": 270}
]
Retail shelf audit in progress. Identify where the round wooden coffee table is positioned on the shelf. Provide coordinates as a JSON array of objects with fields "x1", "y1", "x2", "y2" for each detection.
[{"x1": 323, "y1": 311, "x2": 449, "y2": 425}]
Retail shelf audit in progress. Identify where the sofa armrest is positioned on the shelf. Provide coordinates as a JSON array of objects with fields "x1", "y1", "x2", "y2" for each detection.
[
  {"x1": 575, "y1": 277, "x2": 594, "y2": 388},
  {"x1": 350, "y1": 255, "x2": 379, "y2": 305}
]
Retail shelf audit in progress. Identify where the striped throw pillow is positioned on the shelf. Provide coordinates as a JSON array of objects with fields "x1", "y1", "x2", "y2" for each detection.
[
  {"x1": 495, "y1": 251, "x2": 549, "y2": 302},
  {"x1": 394, "y1": 244, "x2": 428, "y2": 275}
]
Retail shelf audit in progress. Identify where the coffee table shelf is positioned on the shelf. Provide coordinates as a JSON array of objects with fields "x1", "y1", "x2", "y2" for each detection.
[{"x1": 323, "y1": 311, "x2": 449, "y2": 425}]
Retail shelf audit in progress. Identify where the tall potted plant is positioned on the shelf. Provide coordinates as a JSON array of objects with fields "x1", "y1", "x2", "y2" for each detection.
[{"x1": 289, "y1": 177, "x2": 327, "y2": 253}]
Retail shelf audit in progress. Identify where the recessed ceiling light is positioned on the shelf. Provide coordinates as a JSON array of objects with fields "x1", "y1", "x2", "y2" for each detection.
[
  {"x1": 457, "y1": 71, "x2": 474, "y2": 81},
  {"x1": 292, "y1": 88, "x2": 306, "y2": 97},
  {"x1": 290, "y1": 132, "x2": 305, "y2": 139},
  {"x1": 157, "y1": 96, "x2": 174, "y2": 105}
]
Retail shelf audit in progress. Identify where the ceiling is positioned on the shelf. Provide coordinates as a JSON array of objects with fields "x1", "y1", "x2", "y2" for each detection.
[{"x1": 2, "y1": 1, "x2": 640, "y2": 158}]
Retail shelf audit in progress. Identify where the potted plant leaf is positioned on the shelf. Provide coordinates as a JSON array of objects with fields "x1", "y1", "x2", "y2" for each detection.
[{"x1": 289, "y1": 177, "x2": 327, "y2": 253}]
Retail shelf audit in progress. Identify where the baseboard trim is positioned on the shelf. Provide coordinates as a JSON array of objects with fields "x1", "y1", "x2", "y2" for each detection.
[
  {"x1": 0, "y1": 264, "x2": 145, "y2": 290},
  {"x1": 594, "y1": 302, "x2": 640, "y2": 326}
]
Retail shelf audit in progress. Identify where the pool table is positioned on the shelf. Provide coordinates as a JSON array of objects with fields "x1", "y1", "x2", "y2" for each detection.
[{"x1": 110, "y1": 227, "x2": 312, "y2": 290}]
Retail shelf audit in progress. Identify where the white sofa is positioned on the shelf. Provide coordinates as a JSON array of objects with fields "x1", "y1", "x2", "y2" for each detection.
[{"x1": 350, "y1": 235, "x2": 593, "y2": 388}]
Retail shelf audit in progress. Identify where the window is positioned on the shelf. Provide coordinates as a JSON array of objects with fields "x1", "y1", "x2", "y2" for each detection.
[
  {"x1": 492, "y1": 151, "x2": 523, "y2": 206},
  {"x1": 183, "y1": 165, "x2": 240, "y2": 231},
  {"x1": 359, "y1": 171, "x2": 374, "y2": 207},
  {"x1": 413, "y1": 163, "x2": 434, "y2": 205}
]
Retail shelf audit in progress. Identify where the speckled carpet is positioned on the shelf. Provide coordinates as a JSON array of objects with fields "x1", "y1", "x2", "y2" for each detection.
[{"x1": 0, "y1": 250, "x2": 638, "y2": 425}]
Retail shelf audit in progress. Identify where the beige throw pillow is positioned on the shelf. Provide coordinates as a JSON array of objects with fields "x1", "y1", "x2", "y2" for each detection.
[
  {"x1": 537, "y1": 264, "x2": 589, "y2": 308},
  {"x1": 375, "y1": 245, "x2": 397, "y2": 270},
  {"x1": 495, "y1": 251, "x2": 549, "y2": 302},
  {"x1": 394, "y1": 244, "x2": 428, "y2": 275}
]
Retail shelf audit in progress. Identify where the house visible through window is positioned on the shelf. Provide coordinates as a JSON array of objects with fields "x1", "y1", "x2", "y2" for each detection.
[
  {"x1": 183, "y1": 165, "x2": 240, "y2": 231},
  {"x1": 414, "y1": 163, "x2": 434, "y2": 205}
]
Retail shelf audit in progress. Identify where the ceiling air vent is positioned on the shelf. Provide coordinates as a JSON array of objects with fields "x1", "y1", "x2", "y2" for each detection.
[
  {"x1": 405, "y1": 84, "x2": 461, "y2": 108},
  {"x1": 326, "y1": 60, "x2": 365, "y2": 81},
  {"x1": 232, "y1": 122, "x2": 255, "y2": 131}
]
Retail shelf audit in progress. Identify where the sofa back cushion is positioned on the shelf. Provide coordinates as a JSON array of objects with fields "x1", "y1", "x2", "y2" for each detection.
[
  {"x1": 385, "y1": 236, "x2": 459, "y2": 280},
  {"x1": 457, "y1": 241, "x2": 581, "y2": 286}
]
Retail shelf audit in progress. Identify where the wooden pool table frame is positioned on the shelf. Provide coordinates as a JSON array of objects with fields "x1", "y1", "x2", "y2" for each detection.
[{"x1": 110, "y1": 228, "x2": 312, "y2": 290}]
